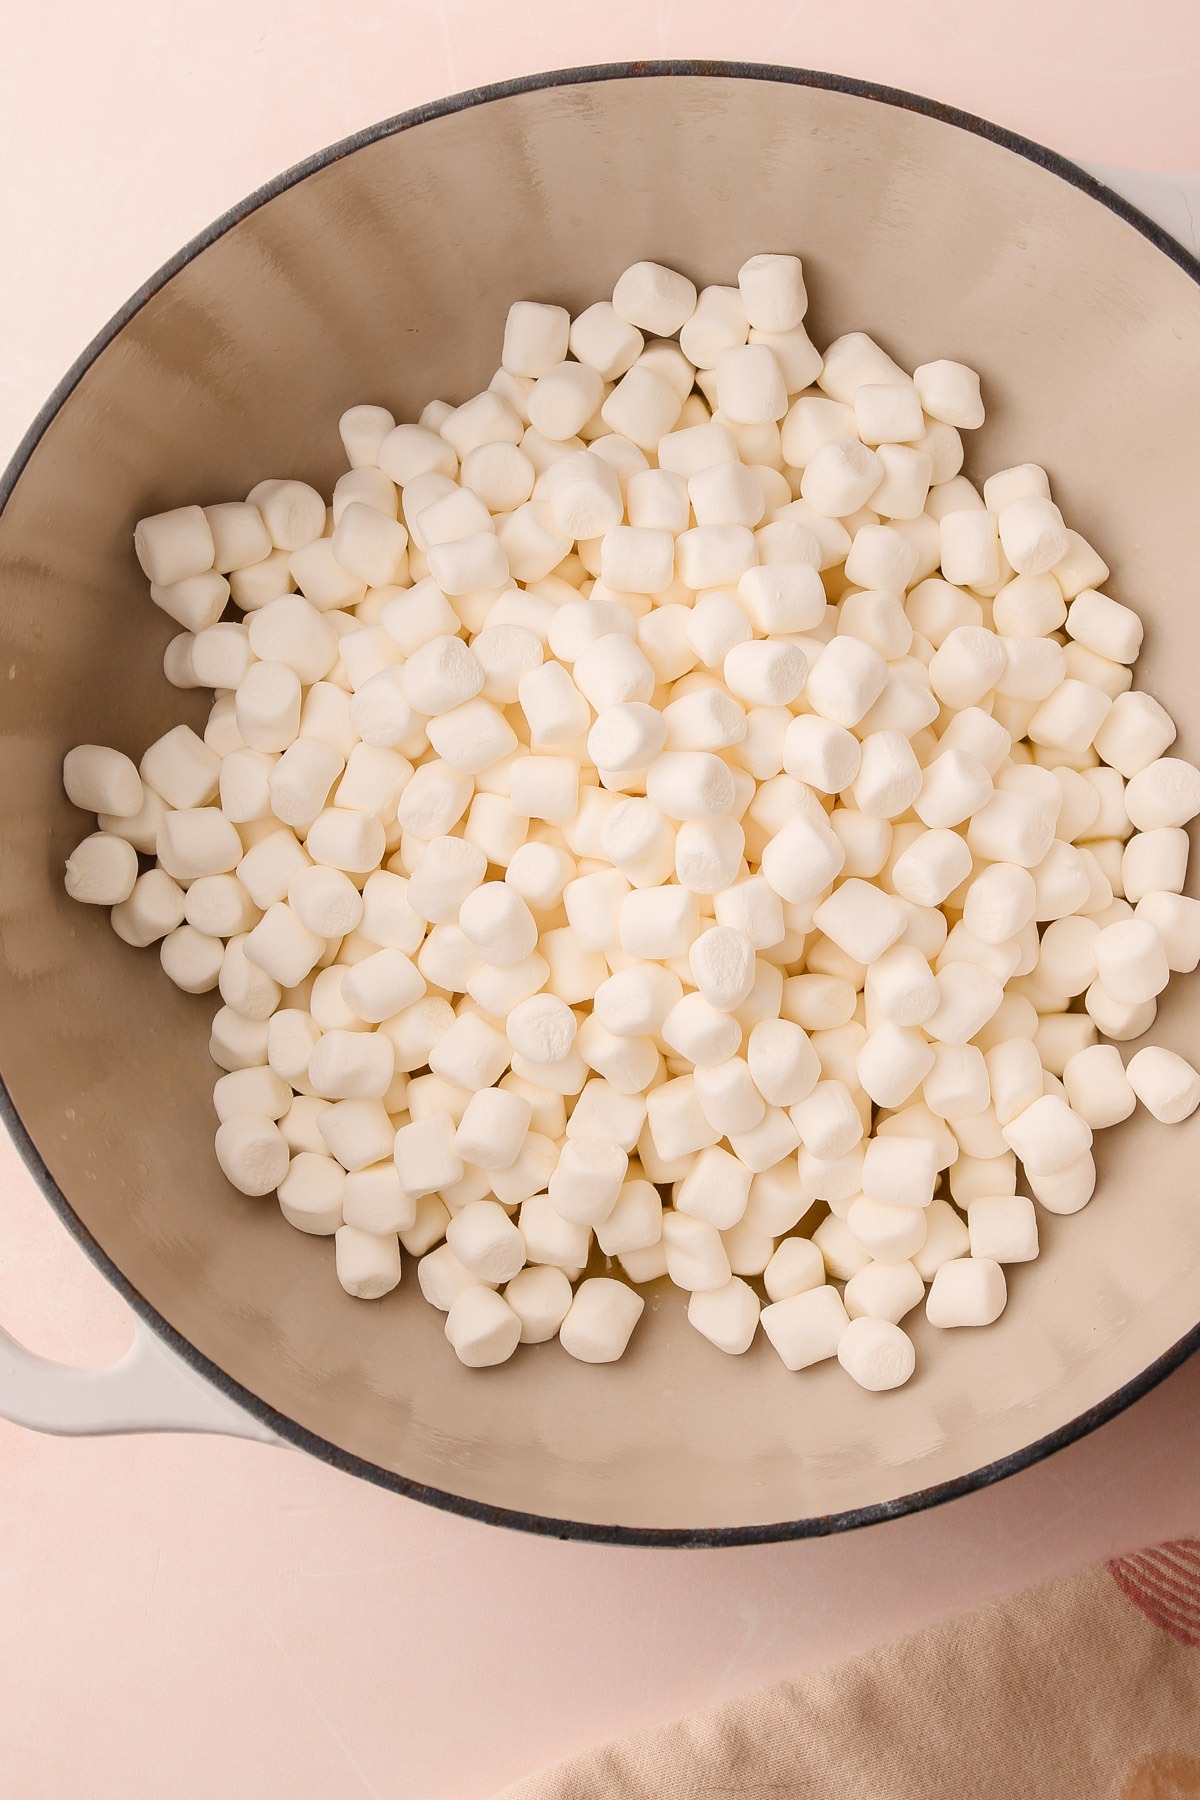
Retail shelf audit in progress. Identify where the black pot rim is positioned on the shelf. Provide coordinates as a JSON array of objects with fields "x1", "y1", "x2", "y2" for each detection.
[{"x1": 4, "y1": 58, "x2": 1198, "y2": 1550}]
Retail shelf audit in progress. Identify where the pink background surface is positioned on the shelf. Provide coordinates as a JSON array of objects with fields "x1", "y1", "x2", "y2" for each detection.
[{"x1": 3, "y1": 6, "x2": 1200, "y2": 1796}]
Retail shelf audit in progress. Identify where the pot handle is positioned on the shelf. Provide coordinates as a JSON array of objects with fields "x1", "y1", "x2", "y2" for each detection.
[{"x1": 0, "y1": 1314, "x2": 283, "y2": 1444}]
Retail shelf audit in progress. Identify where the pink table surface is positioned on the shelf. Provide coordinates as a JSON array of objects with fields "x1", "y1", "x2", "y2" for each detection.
[{"x1": 4, "y1": 8, "x2": 1200, "y2": 1797}]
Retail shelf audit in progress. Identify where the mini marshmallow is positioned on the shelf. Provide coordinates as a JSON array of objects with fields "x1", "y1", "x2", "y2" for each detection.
[
  {"x1": 611, "y1": 261, "x2": 696, "y2": 336},
  {"x1": 912, "y1": 359, "x2": 984, "y2": 428},
  {"x1": 600, "y1": 365, "x2": 683, "y2": 452},
  {"x1": 63, "y1": 744, "x2": 144, "y2": 819},
  {"x1": 789, "y1": 1080, "x2": 863, "y2": 1161},
  {"x1": 760, "y1": 814, "x2": 846, "y2": 907},
  {"x1": 847, "y1": 1196, "x2": 927, "y2": 1263},
  {"x1": 214, "y1": 1115, "x2": 290, "y2": 1197},
  {"x1": 939, "y1": 510, "x2": 1000, "y2": 588},
  {"x1": 1125, "y1": 1046, "x2": 1200, "y2": 1123},
  {"x1": 861, "y1": 1134, "x2": 937, "y2": 1210},
  {"x1": 658, "y1": 1209, "x2": 730, "y2": 1292},
  {"x1": 722, "y1": 640, "x2": 807, "y2": 710},
  {"x1": 799, "y1": 440, "x2": 882, "y2": 516},
  {"x1": 686, "y1": 1277, "x2": 760, "y2": 1355},
  {"x1": 780, "y1": 714, "x2": 859, "y2": 794},
  {"x1": 1084, "y1": 979, "x2": 1157, "y2": 1042},
  {"x1": 1061, "y1": 1043, "x2": 1136, "y2": 1128},
  {"x1": 661, "y1": 992, "x2": 742, "y2": 1066},
  {"x1": 444, "y1": 1287, "x2": 522, "y2": 1368},
  {"x1": 966, "y1": 1194, "x2": 1038, "y2": 1264},
  {"x1": 809, "y1": 1214, "x2": 871, "y2": 1282},
  {"x1": 216, "y1": 1065, "x2": 297, "y2": 1121},
  {"x1": 888, "y1": 830, "x2": 973, "y2": 910},
  {"x1": 850, "y1": 731, "x2": 922, "y2": 821},
  {"x1": 688, "y1": 926, "x2": 757, "y2": 1013},
  {"x1": 134, "y1": 505, "x2": 215, "y2": 587},
  {"x1": 1001, "y1": 1093, "x2": 1093, "y2": 1176},
  {"x1": 997, "y1": 496, "x2": 1068, "y2": 576},
  {"x1": 835, "y1": 1316, "x2": 916, "y2": 1391},
  {"x1": 812, "y1": 880, "x2": 905, "y2": 965},
  {"x1": 761, "y1": 1284, "x2": 849, "y2": 1370},
  {"x1": 842, "y1": 1260, "x2": 924, "y2": 1326},
  {"x1": 1092, "y1": 691, "x2": 1176, "y2": 778},
  {"x1": 63, "y1": 831, "x2": 139, "y2": 906},
  {"x1": 1124, "y1": 758, "x2": 1200, "y2": 831},
  {"x1": 1092, "y1": 917, "x2": 1170, "y2": 1005},
  {"x1": 333, "y1": 1227, "x2": 402, "y2": 1300},
  {"x1": 555, "y1": 1277, "x2": 643, "y2": 1363},
  {"x1": 714, "y1": 343, "x2": 788, "y2": 425},
  {"x1": 1135, "y1": 892, "x2": 1200, "y2": 973},
  {"x1": 805, "y1": 637, "x2": 888, "y2": 729},
  {"x1": 926, "y1": 1258, "x2": 1007, "y2": 1328},
  {"x1": 675, "y1": 1146, "x2": 752, "y2": 1230},
  {"x1": 445, "y1": 1199, "x2": 526, "y2": 1285}
]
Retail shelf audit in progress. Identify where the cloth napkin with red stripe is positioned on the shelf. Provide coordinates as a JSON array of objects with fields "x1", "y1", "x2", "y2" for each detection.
[{"x1": 499, "y1": 1539, "x2": 1200, "y2": 1798}]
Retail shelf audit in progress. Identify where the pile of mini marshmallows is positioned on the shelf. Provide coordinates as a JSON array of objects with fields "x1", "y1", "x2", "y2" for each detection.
[{"x1": 61, "y1": 253, "x2": 1200, "y2": 1388}]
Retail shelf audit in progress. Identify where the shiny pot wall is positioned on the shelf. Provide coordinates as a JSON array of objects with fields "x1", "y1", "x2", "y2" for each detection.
[{"x1": 2, "y1": 64, "x2": 1199, "y2": 1544}]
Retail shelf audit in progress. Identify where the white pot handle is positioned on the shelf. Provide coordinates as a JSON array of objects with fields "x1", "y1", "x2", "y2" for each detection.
[{"x1": 0, "y1": 1313, "x2": 283, "y2": 1445}]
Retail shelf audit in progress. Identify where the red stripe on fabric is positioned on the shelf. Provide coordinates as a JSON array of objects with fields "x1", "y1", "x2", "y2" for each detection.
[
  {"x1": 1108, "y1": 1556, "x2": 1200, "y2": 1647},
  {"x1": 1126, "y1": 1554, "x2": 1200, "y2": 1611}
]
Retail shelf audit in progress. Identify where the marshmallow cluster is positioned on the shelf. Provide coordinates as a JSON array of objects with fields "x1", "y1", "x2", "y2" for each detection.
[{"x1": 64, "y1": 253, "x2": 1200, "y2": 1385}]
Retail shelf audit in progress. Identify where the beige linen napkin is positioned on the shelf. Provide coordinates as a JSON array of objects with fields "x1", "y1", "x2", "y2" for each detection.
[{"x1": 499, "y1": 1539, "x2": 1200, "y2": 1799}]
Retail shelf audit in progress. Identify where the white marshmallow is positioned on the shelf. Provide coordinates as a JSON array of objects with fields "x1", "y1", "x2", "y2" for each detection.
[
  {"x1": 502, "y1": 301, "x2": 570, "y2": 377},
  {"x1": 428, "y1": 1011, "x2": 511, "y2": 1091},
  {"x1": 997, "y1": 496, "x2": 1068, "y2": 576},
  {"x1": 444, "y1": 1286, "x2": 521, "y2": 1367},
  {"x1": 1092, "y1": 691, "x2": 1176, "y2": 777},
  {"x1": 799, "y1": 440, "x2": 882, "y2": 516},
  {"x1": 760, "y1": 1284, "x2": 849, "y2": 1370},
  {"x1": 62, "y1": 829, "x2": 139, "y2": 905},
  {"x1": 1059, "y1": 1042, "x2": 1135, "y2": 1129},
  {"x1": 789, "y1": 1080, "x2": 863, "y2": 1160},
  {"x1": 675, "y1": 1145, "x2": 752, "y2": 1230},
  {"x1": 939, "y1": 510, "x2": 1000, "y2": 588},
  {"x1": 1092, "y1": 917, "x2": 1170, "y2": 1005},
  {"x1": 913, "y1": 359, "x2": 984, "y2": 428},
  {"x1": 723, "y1": 640, "x2": 808, "y2": 708},
  {"x1": 843, "y1": 1260, "x2": 925, "y2": 1324},
  {"x1": 715, "y1": 344, "x2": 787, "y2": 424},
  {"x1": 1001, "y1": 1093, "x2": 1092, "y2": 1176},
  {"x1": 813, "y1": 879, "x2": 905, "y2": 965},
  {"x1": 1124, "y1": 758, "x2": 1200, "y2": 830},
  {"x1": 214, "y1": 1115, "x2": 290, "y2": 1197},
  {"x1": 835, "y1": 1316, "x2": 916, "y2": 1390},
  {"x1": 134, "y1": 504, "x2": 216, "y2": 587},
  {"x1": 862, "y1": 1134, "x2": 937, "y2": 1209},
  {"x1": 333, "y1": 1226, "x2": 401, "y2": 1300},
  {"x1": 1125, "y1": 1046, "x2": 1200, "y2": 1123},
  {"x1": 965, "y1": 1194, "x2": 1037, "y2": 1264},
  {"x1": 760, "y1": 814, "x2": 845, "y2": 905},
  {"x1": 805, "y1": 637, "x2": 888, "y2": 728},
  {"x1": 851, "y1": 731, "x2": 923, "y2": 820},
  {"x1": 925, "y1": 1257, "x2": 1006, "y2": 1328},
  {"x1": 276, "y1": 1150, "x2": 346, "y2": 1232},
  {"x1": 657, "y1": 1208, "x2": 729, "y2": 1291},
  {"x1": 686, "y1": 1277, "x2": 760, "y2": 1355},
  {"x1": 445, "y1": 1199, "x2": 526, "y2": 1285},
  {"x1": 889, "y1": 829, "x2": 973, "y2": 909},
  {"x1": 1135, "y1": 892, "x2": 1200, "y2": 973},
  {"x1": 644, "y1": 751, "x2": 736, "y2": 824},
  {"x1": 782, "y1": 714, "x2": 860, "y2": 793},
  {"x1": 600, "y1": 365, "x2": 683, "y2": 451},
  {"x1": 557, "y1": 1277, "x2": 644, "y2": 1362},
  {"x1": 853, "y1": 378, "x2": 923, "y2": 444}
]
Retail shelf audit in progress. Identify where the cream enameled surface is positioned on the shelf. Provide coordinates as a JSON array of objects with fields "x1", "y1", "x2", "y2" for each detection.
[{"x1": 3, "y1": 73, "x2": 1200, "y2": 1533}]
